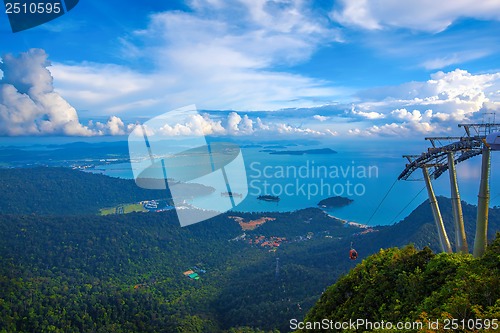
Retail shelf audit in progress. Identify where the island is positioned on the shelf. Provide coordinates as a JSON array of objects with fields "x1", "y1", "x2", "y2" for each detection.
[
  {"x1": 257, "y1": 195, "x2": 280, "y2": 202},
  {"x1": 267, "y1": 148, "x2": 337, "y2": 155},
  {"x1": 317, "y1": 196, "x2": 353, "y2": 208}
]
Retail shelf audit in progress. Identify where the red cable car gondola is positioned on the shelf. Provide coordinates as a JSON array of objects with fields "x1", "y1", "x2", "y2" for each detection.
[{"x1": 349, "y1": 242, "x2": 358, "y2": 260}]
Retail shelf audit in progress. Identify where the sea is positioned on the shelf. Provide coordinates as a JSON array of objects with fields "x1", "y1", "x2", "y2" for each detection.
[
  {"x1": 70, "y1": 139, "x2": 500, "y2": 226},
  {"x1": 1, "y1": 136, "x2": 499, "y2": 226}
]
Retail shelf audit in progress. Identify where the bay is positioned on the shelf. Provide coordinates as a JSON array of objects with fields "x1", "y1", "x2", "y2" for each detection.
[{"x1": 86, "y1": 143, "x2": 500, "y2": 226}]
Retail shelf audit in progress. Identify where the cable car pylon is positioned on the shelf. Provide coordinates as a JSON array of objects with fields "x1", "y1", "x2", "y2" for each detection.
[
  {"x1": 447, "y1": 151, "x2": 468, "y2": 253},
  {"x1": 422, "y1": 165, "x2": 452, "y2": 253},
  {"x1": 399, "y1": 121, "x2": 499, "y2": 257},
  {"x1": 474, "y1": 145, "x2": 491, "y2": 257}
]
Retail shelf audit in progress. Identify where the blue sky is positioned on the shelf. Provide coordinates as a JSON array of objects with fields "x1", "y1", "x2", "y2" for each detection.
[{"x1": 0, "y1": 0, "x2": 499, "y2": 137}]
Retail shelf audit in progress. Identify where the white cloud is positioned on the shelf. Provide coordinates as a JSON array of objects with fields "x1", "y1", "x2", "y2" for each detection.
[
  {"x1": 325, "y1": 129, "x2": 338, "y2": 136},
  {"x1": 0, "y1": 49, "x2": 342, "y2": 138},
  {"x1": 421, "y1": 51, "x2": 491, "y2": 70},
  {"x1": 351, "y1": 107, "x2": 385, "y2": 120},
  {"x1": 97, "y1": 116, "x2": 126, "y2": 136},
  {"x1": 50, "y1": 62, "x2": 166, "y2": 115},
  {"x1": 0, "y1": 49, "x2": 136, "y2": 137},
  {"x1": 256, "y1": 117, "x2": 270, "y2": 130},
  {"x1": 313, "y1": 114, "x2": 329, "y2": 122},
  {"x1": 50, "y1": 1, "x2": 344, "y2": 115},
  {"x1": 240, "y1": 114, "x2": 254, "y2": 134},
  {"x1": 220, "y1": 112, "x2": 326, "y2": 136},
  {"x1": 348, "y1": 69, "x2": 500, "y2": 136},
  {"x1": 275, "y1": 122, "x2": 324, "y2": 136},
  {"x1": 51, "y1": 63, "x2": 156, "y2": 102},
  {"x1": 129, "y1": 109, "x2": 330, "y2": 137},
  {"x1": 143, "y1": 112, "x2": 227, "y2": 137},
  {"x1": 227, "y1": 112, "x2": 242, "y2": 134},
  {"x1": 331, "y1": 0, "x2": 500, "y2": 32},
  {"x1": 391, "y1": 108, "x2": 425, "y2": 122},
  {"x1": 357, "y1": 69, "x2": 500, "y2": 118},
  {"x1": 330, "y1": 0, "x2": 381, "y2": 30},
  {"x1": 0, "y1": 49, "x2": 94, "y2": 136},
  {"x1": 349, "y1": 123, "x2": 412, "y2": 137},
  {"x1": 3, "y1": 46, "x2": 498, "y2": 139}
]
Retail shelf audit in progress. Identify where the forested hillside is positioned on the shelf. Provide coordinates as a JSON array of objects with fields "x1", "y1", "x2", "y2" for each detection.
[
  {"x1": 0, "y1": 167, "x2": 213, "y2": 215},
  {"x1": 303, "y1": 234, "x2": 500, "y2": 332},
  {"x1": 0, "y1": 212, "x2": 241, "y2": 332},
  {"x1": 352, "y1": 197, "x2": 500, "y2": 255},
  {"x1": 0, "y1": 210, "x2": 360, "y2": 332},
  {"x1": 0, "y1": 168, "x2": 499, "y2": 332}
]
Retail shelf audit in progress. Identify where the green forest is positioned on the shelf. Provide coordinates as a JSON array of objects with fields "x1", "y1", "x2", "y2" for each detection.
[
  {"x1": 303, "y1": 235, "x2": 500, "y2": 332},
  {"x1": 0, "y1": 167, "x2": 499, "y2": 332}
]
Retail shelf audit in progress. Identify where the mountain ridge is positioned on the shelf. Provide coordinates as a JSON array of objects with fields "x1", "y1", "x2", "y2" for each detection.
[
  {"x1": 301, "y1": 234, "x2": 500, "y2": 332},
  {"x1": 0, "y1": 167, "x2": 499, "y2": 332}
]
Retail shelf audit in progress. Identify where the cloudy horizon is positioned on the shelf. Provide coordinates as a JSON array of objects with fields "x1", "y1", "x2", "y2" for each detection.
[{"x1": 1, "y1": 0, "x2": 499, "y2": 137}]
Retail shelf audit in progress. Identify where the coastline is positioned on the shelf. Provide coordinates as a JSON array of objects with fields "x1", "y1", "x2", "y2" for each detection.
[{"x1": 324, "y1": 213, "x2": 369, "y2": 229}]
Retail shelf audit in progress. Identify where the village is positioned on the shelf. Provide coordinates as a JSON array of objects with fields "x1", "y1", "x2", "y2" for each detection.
[{"x1": 182, "y1": 266, "x2": 207, "y2": 280}]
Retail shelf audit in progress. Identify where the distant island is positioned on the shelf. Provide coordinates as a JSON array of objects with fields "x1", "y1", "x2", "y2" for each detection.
[
  {"x1": 266, "y1": 148, "x2": 337, "y2": 155},
  {"x1": 317, "y1": 196, "x2": 353, "y2": 208},
  {"x1": 240, "y1": 144, "x2": 263, "y2": 148},
  {"x1": 263, "y1": 145, "x2": 287, "y2": 149},
  {"x1": 257, "y1": 195, "x2": 280, "y2": 202}
]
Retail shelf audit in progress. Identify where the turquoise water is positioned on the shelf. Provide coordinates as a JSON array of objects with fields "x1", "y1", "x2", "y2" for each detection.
[
  {"x1": 3, "y1": 135, "x2": 495, "y2": 226},
  {"x1": 87, "y1": 144, "x2": 500, "y2": 226}
]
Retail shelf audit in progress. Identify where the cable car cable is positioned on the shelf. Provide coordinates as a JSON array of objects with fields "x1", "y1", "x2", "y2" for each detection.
[
  {"x1": 366, "y1": 178, "x2": 398, "y2": 225},
  {"x1": 389, "y1": 186, "x2": 426, "y2": 225}
]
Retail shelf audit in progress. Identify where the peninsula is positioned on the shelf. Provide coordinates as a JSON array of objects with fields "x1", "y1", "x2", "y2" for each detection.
[
  {"x1": 317, "y1": 196, "x2": 353, "y2": 208},
  {"x1": 267, "y1": 148, "x2": 337, "y2": 155}
]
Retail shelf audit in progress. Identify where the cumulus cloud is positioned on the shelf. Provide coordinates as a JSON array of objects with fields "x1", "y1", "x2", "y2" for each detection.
[
  {"x1": 331, "y1": 0, "x2": 500, "y2": 32},
  {"x1": 149, "y1": 111, "x2": 330, "y2": 137},
  {"x1": 3, "y1": 48, "x2": 498, "y2": 140},
  {"x1": 351, "y1": 106, "x2": 385, "y2": 120},
  {"x1": 0, "y1": 49, "x2": 133, "y2": 137},
  {"x1": 91, "y1": 116, "x2": 127, "y2": 136},
  {"x1": 358, "y1": 69, "x2": 500, "y2": 117},
  {"x1": 275, "y1": 123, "x2": 324, "y2": 136},
  {"x1": 348, "y1": 69, "x2": 500, "y2": 136},
  {"x1": 0, "y1": 49, "x2": 95, "y2": 136},
  {"x1": 227, "y1": 112, "x2": 243, "y2": 134},
  {"x1": 240, "y1": 114, "x2": 254, "y2": 134},
  {"x1": 256, "y1": 117, "x2": 270, "y2": 130},
  {"x1": 349, "y1": 123, "x2": 416, "y2": 137},
  {"x1": 313, "y1": 115, "x2": 329, "y2": 122},
  {"x1": 0, "y1": 49, "x2": 337, "y2": 138},
  {"x1": 154, "y1": 113, "x2": 225, "y2": 136}
]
